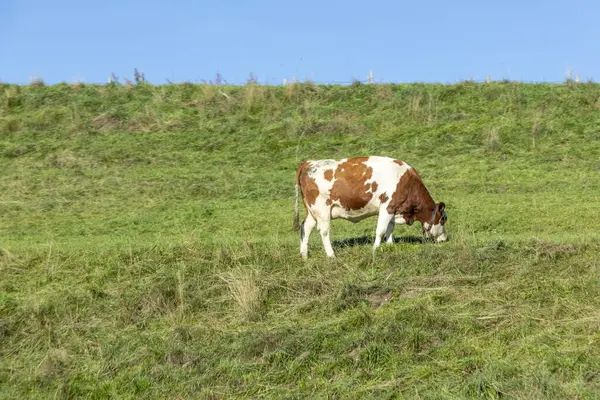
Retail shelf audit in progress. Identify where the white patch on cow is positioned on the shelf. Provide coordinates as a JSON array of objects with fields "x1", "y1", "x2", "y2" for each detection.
[
  {"x1": 423, "y1": 210, "x2": 448, "y2": 242},
  {"x1": 429, "y1": 211, "x2": 448, "y2": 242},
  {"x1": 364, "y1": 156, "x2": 410, "y2": 201},
  {"x1": 424, "y1": 222, "x2": 447, "y2": 242},
  {"x1": 308, "y1": 159, "x2": 338, "y2": 176},
  {"x1": 305, "y1": 159, "x2": 339, "y2": 220},
  {"x1": 394, "y1": 215, "x2": 407, "y2": 225}
]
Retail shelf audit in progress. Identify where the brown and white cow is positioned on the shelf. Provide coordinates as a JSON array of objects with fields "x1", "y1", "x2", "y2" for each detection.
[{"x1": 293, "y1": 156, "x2": 448, "y2": 258}]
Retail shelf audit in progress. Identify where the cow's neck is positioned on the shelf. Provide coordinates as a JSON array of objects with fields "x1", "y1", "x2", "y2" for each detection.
[
  {"x1": 392, "y1": 168, "x2": 437, "y2": 225},
  {"x1": 412, "y1": 186, "x2": 436, "y2": 225}
]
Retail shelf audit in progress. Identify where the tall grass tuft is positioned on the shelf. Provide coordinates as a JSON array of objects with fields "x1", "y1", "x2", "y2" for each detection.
[{"x1": 219, "y1": 267, "x2": 262, "y2": 320}]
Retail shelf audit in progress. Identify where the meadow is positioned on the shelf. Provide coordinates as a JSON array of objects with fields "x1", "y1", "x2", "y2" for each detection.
[{"x1": 1, "y1": 79, "x2": 600, "y2": 398}]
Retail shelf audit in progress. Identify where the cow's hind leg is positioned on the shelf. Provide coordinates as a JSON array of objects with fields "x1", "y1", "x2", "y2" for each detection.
[
  {"x1": 384, "y1": 221, "x2": 395, "y2": 244},
  {"x1": 374, "y1": 211, "x2": 394, "y2": 250},
  {"x1": 317, "y1": 215, "x2": 335, "y2": 258},
  {"x1": 300, "y1": 213, "x2": 317, "y2": 259}
]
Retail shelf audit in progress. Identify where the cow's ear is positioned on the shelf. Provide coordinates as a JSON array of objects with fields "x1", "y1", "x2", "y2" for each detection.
[{"x1": 437, "y1": 202, "x2": 445, "y2": 213}]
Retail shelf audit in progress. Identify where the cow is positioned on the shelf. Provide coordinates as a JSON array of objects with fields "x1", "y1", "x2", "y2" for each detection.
[{"x1": 293, "y1": 156, "x2": 448, "y2": 258}]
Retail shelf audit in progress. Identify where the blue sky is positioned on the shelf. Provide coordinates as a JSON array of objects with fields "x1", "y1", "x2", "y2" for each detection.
[{"x1": 2, "y1": 0, "x2": 598, "y2": 85}]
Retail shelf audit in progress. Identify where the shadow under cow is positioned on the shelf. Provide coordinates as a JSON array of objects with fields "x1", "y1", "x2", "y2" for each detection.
[{"x1": 332, "y1": 235, "x2": 425, "y2": 249}]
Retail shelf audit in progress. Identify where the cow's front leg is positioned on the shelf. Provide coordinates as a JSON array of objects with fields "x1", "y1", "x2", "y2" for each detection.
[
  {"x1": 373, "y1": 212, "x2": 394, "y2": 249},
  {"x1": 384, "y1": 221, "x2": 395, "y2": 244}
]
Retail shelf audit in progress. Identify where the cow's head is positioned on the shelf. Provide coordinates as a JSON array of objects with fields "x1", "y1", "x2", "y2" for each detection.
[{"x1": 423, "y1": 202, "x2": 448, "y2": 242}]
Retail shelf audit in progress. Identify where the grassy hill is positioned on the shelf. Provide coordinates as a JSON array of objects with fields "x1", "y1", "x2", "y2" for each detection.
[{"x1": 1, "y1": 80, "x2": 600, "y2": 398}]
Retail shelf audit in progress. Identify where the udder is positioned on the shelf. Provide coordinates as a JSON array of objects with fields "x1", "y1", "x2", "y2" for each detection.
[{"x1": 331, "y1": 203, "x2": 379, "y2": 222}]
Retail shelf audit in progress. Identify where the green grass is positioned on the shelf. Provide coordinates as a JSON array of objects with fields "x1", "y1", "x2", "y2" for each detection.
[{"x1": 1, "y1": 80, "x2": 600, "y2": 398}]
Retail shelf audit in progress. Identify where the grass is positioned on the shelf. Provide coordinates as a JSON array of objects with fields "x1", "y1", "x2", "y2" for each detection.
[{"x1": 1, "y1": 80, "x2": 600, "y2": 398}]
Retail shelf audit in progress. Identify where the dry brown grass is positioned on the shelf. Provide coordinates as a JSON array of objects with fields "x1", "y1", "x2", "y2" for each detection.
[
  {"x1": 243, "y1": 83, "x2": 265, "y2": 111},
  {"x1": 29, "y1": 77, "x2": 45, "y2": 88},
  {"x1": 375, "y1": 84, "x2": 394, "y2": 102},
  {"x1": 427, "y1": 91, "x2": 438, "y2": 124},
  {"x1": 408, "y1": 91, "x2": 422, "y2": 115},
  {"x1": 91, "y1": 113, "x2": 122, "y2": 132},
  {"x1": 531, "y1": 110, "x2": 542, "y2": 149},
  {"x1": 219, "y1": 268, "x2": 262, "y2": 320},
  {"x1": 285, "y1": 81, "x2": 297, "y2": 101},
  {"x1": 483, "y1": 125, "x2": 501, "y2": 152}
]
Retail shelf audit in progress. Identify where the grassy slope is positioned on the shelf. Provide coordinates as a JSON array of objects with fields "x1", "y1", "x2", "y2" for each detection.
[{"x1": 1, "y1": 81, "x2": 600, "y2": 398}]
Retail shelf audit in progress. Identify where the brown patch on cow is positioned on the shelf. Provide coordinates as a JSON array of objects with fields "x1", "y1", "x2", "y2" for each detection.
[
  {"x1": 329, "y1": 157, "x2": 373, "y2": 210},
  {"x1": 323, "y1": 169, "x2": 334, "y2": 181},
  {"x1": 371, "y1": 181, "x2": 378, "y2": 192},
  {"x1": 326, "y1": 199, "x2": 333, "y2": 206},
  {"x1": 297, "y1": 162, "x2": 319, "y2": 206},
  {"x1": 393, "y1": 159, "x2": 405, "y2": 167},
  {"x1": 379, "y1": 193, "x2": 389, "y2": 203},
  {"x1": 387, "y1": 168, "x2": 436, "y2": 225}
]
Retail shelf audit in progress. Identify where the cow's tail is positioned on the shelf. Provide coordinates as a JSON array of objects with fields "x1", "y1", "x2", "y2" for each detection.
[
  {"x1": 293, "y1": 162, "x2": 306, "y2": 232},
  {"x1": 293, "y1": 183, "x2": 301, "y2": 232}
]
